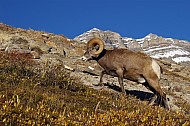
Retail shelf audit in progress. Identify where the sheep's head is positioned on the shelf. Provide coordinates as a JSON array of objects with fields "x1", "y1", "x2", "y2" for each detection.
[{"x1": 82, "y1": 38, "x2": 104, "y2": 61}]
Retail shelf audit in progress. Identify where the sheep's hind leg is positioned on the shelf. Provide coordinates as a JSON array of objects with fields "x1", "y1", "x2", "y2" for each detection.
[{"x1": 145, "y1": 78, "x2": 170, "y2": 110}]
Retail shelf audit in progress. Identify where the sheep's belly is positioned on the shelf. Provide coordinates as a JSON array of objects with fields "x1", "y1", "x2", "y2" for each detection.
[
  {"x1": 107, "y1": 70, "x2": 146, "y2": 84},
  {"x1": 123, "y1": 71, "x2": 146, "y2": 84},
  {"x1": 123, "y1": 76, "x2": 146, "y2": 84}
]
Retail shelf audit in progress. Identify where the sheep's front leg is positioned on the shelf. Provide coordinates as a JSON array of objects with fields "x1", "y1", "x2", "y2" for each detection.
[
  {"x1": 98, "y1": 70, "x2": 106, "y2": 86},
  {"x1": 118, "y1": 76, "x2": 126, "y2": 95},
  {"x1": 116, "y1": 69, "x2": 126, "y2": 95},
  {"x1": 148, "y1": 95, "x2": 157, "y2": 105}
]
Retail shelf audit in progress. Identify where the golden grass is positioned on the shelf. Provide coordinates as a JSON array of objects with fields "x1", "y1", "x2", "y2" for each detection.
[{"x1": 0, "y1": 52, "x2": 190, "y2": 125}]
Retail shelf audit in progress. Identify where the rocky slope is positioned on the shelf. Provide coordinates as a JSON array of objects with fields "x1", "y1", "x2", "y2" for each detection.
[{"x1": 0, "y1": 23, "x2": 190, "y2": 112}]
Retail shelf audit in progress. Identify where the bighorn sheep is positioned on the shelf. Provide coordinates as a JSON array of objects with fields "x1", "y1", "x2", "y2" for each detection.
[{"x1": 82, "y1": 38, "x2": 170, "y2": 110}]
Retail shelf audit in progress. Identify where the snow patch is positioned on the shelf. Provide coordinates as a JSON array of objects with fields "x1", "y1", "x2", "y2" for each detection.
[
  {"x1": 89, "y1": 28, "x2": 100, "y2": 32},
  {"x1": 144, "y1": 45, "x2": 180, "y2": 53},
  {"x1": 172, "y1": 57, "x2": 190, "y2": 63},
  {"x1": 166, "y1": 38, "x2": 175, "y2": 43},
  {"x1": 144, "y1": 35, "x2": 151, "y2": 41},
  {"x1": 144, "y1": 44, "x2": 190, "y2": 63},
  {"x1": 151, "y1": 49, "x2": 190, "y2": 59},
  {"x1": 123, "y1": 37, "x2": 133, "y2": 41},
  {"x1": 136, "y1": 38, "x2": 144, "y2": 42}
]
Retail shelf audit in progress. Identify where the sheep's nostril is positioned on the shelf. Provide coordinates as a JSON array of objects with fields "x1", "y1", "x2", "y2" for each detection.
[{"x1": 81, "y1": 56, "x2": 87, "y2": 61}]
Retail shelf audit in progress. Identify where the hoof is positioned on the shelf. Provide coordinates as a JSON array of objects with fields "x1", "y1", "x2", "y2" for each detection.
[
  {"x1": 163, "y1": 98, "x2": 170, "y2": 110},
  {"x1": 148, "y1": 95, "x2": 157, "y2": 105}
]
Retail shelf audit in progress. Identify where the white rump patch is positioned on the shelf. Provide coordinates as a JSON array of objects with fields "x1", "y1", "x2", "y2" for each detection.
[{"x1": 151, "y1": 59, "x2": 161, "y2": 79}]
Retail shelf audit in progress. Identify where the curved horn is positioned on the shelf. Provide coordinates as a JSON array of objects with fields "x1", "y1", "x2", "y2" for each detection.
[{"x1": 87, "y1": 38, "x2": 104, "y2": 55}]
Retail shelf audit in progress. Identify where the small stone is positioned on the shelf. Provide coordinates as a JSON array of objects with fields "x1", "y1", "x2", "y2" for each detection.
[{"x1": 30, "y1": 51, "x2": 40, "y2": 59}]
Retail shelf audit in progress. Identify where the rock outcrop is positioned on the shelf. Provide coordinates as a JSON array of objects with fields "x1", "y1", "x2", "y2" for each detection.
[{"x1": 0, "y1": 23, "x2": 83, "y2": 65}]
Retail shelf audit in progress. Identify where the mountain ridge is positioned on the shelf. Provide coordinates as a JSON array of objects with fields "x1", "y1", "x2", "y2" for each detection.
[
  {"x1": 74, "y1": 28, "x2": 189, "y2": 43},
  {"x1": 74, "y1": 28, "x2": 190, "y2": 65}
]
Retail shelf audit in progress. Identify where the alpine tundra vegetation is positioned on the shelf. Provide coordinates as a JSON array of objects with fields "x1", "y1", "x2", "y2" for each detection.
[{"x1": 0, "y1": 23, "x2": 190, "y2": 125}]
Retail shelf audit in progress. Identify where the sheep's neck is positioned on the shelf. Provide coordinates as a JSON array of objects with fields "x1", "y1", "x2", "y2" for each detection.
[{"x1": 93, "y1": 49, "x2": 107, "y2": 62}]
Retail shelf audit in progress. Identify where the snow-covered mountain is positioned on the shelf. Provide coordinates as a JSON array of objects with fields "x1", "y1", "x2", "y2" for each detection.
[
  {"x1": 74, "y1": 28, "x2": 126, "y2": 48},
  {"x1": 74, "y1": 28, "x2": 190, "y2": 65}
]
